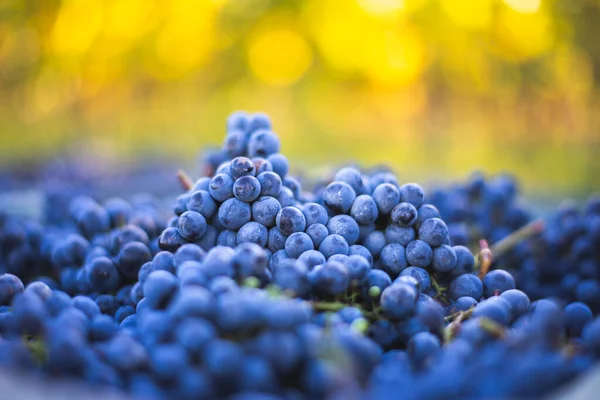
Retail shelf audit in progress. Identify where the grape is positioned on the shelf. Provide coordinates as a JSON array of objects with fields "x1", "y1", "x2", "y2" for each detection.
[
  {"x1": 323, "y1": 181, "x2": 356, "y2": 214},
  {"x1": 177, "y1": 210, "x2": 207, "y2": 241},
  {"x1": 187, "y1": 190, "x2": 217, "y2": 219},
  {"x1": 276, "y1": 207, "x2": 306, "y2": 236},
  {"x1": 233, "y1": 175, "x2": 262, "y2": 203},
  {"x1": 248, "y1": 130, "x2": 280, "y2": 158},
  {"x1": 298, "y1": 250, "x2": 326, "y2": 270},
  {"x1": 372, "y1": 183, "x2": 400, "y2": 216},
  {"x1": 209, "y1": 173, "x2": 235, "y2": 203},
  {"x1": 380, "y1": 283, "x2": 418, "y2": 320},
  {"x1": 431, "y1": 244, "x2": 457, "y2": 273},
  {"x1": 267, "y1": 227, "x2": 287, "y2": 253},
  {"x1": 0, "y1": 273, "x2": 25, "y2": 305},
  {"x1": 471, "y1": 296, "x2": 511, "y2": 325},
  {"x1": 483, "y1": 270, "x2": 516, "y2": 297},
  {"x1": 363, "y1": 230, "x2": 386, "y2": 258},
  {"x1": 143, "y1": 270, "x2": 179, "y2": 309},
  {"x1": 284, "y1": 232, "x2": 314, "y2": 259},
  {"x1": 385, "y1": 225, "x2": 415, "y2": 247},
  {"x1": 418, "y1": 218, "x2": 449, "y2": 247},
  {"x1": 2, "y1": 110, "x2": 600, "y2": 400},
  {"x1": 350, "y1": 195, "x2": 379, "y2": 225},
  {"x1": 237, "y1": 222, "x2": 268, "y2": 247},
  {"x1": 318, "y1": 234, "x2": 349, "y2": 258},
  {"x1": 399, "y1": 267, "x2": 431, "y2": 293},
  {"x1": 257, "y1": 172, "x2": 282, "y2": 197},
  {"x1": 302, "y1": 203, "x2": 329, "y2": 226},
  {"x1": 406, "y1": 240, "x2": 433, "y2": 268},
  {"x1": 266, "y1": 153, "x2": 289, "y2": 179},
  {"x1": 305, "y1": 223, "x2": 328, "y2": 248},
  {"x1": 326, "y1": 215, "x2": 360, "y2": 245},
  {"x1": 407, "y1": 331, "x2": 441, "y2": 368},
  {"x1": 229, "y1": 157, "x2": 256, "y2": 179},
  {"x1": 564, "y1": 301, "x2": 593, "y2": 337},
  {"x1": 218, "y1": 198, "x2": 252, "y2": 230},
  {"x1": 499, "y1": 289, "x2": 530, "y2": 319},
  {"x1": 449, "y1": 274, "x2": 483, "y2": 301},
  {"x1": 380, "y1": 243, "x2": 408, "y2": 277},
  {"x1": 391, "y1": 202, "x2": 418, "y2": 227}
]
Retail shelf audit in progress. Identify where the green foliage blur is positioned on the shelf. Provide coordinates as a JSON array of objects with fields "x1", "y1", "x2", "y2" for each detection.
[{"x1": 0, "y1": 0, "x2": 599, "y2": 195}]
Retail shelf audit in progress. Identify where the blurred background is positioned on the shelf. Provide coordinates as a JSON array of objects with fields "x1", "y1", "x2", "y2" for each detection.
[{"x1": 0, "y1": 0, "x2": 599, "y2": 198}]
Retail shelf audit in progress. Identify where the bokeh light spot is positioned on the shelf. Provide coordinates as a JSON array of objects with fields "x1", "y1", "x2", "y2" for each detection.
[
  {"x1": 51, "y1": 0, "x2": 104, "y2": 57},
  {"x1": 248, "y1": 28, "x2": 313, "y2": 86},
  {"x1": 503, "y1": 0, "x2": 542, "y2": 14}
]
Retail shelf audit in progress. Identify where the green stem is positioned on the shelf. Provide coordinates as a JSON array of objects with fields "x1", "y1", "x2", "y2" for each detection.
[{"x1": 311, "y1": 301, "x2": 381, "y2": 321}]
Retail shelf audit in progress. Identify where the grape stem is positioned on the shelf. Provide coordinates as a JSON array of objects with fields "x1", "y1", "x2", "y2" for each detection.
[
  {"x1": 443, "y1": 307, "x2": 475, "y2": 343},
  {"x1": 474, "y1": 219, "x2": 544, "y2": 269},
  {"x1": 430, "y1": 275, "x2": 449, "y2": 304},
  {"x1": 477, "y1": 240, "x2": 493, "y2": 279},
  {"x1": 177, "y1": 169, "x2": 194, "y2": 191}
]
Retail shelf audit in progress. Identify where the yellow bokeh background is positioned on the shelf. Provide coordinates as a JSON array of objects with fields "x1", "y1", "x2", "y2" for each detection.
[{"x1": 0, "y1": 0, "x2": 599, "y2": 196}]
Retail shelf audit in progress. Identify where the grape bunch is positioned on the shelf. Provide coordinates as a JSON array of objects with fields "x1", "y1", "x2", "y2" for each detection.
[{"x1": 0, "y1": 111, "x2": 599, "y2": 400}]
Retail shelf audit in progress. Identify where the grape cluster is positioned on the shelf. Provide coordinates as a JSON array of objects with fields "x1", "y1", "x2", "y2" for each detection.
[{"x1": 1, "y1": 111, "x2": 600, "y2": 399}]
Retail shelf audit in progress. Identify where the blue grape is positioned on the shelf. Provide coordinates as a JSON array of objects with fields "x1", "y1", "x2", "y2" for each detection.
[
  {"x1": 217, "y1": 229, "x2": 238, "y2": 247},
  {"x1": 449, "y1": 274, "x2": 483, "y2": 301},
  {"x1": 233, "y1": 243, "x2": 268, "y2": 278},
  {"x1": 298, "y1": 250, "x2": 326, "y2": 270},
  {"x1": 391, "y1": 202, "x2": 418, "y2": 227},
  {"x1": 380, "y1": 243, "x2": 408, "y2": 277},
  {"x1": 251, "y1": 196, "x2": 281, "y2": 228},
  {"x1": 346, "y1": 254, "x2": 371, "y2": 281},
  {"x1": 267, "y1": 153, "x2": 289, "y2": 178},
  {"x1": 308, "y1": 261, "x2": 350, "y2": 298},
  {"x1": 285, "y1": 232, "x2": 314, "y2": 259},
  {"x1": 499, "y1": 289, "x2": 530, "y2": 319},
  {"x1": 327, "y1": 215, "x2": 359, "y2": 245},
  {"x1": 209, "y1": 173, "x2": 235, "y2": 203},
  {"x1": 350, "y1": 195, "x2": 379, "y2": 225},
  {"x1": 399, "y1": 267, "x2": 431, "y2": 293},
  {"x1": 230, "y1": 156, "x2": 256, "y2": 179},
  {"x1": 276, "y1": 206, "x2": 306, "y2": 236},
  {"x1": 187, "y1": 190, "x2": 217, "y2": 219},
  {"x1": 248, "y1": 130, "x2": 281, "y2": 158},
  {"x1": 143, "y1": 270, "x2": 179, "y2": 309},
  {"x1": 348, "y1": 244, "x2": 374, "y2": 267},
  {"x1": 363, "y1": 231, "x2": 386, "y2": 258},
  {"x1": 177, "y1": 210, "x2": 207, "y2": 241},
  {"x1": 302, "y1": 203, "x2": 329, "y2": 226},
  {"x1": 452, "y1": 245, "x2": 475, "y2": 276},
  {"x1": 233, "y1": 175, "x2": 262, "y2": 203},
  {"x1": 257, "y1": 171, "x2": 282, "y2": 197},
  {"x1": 418, "y1": 218, "x2": 448, "y2": 247},
  {"x1": 406, "y1": 240, "x2": 433, "y2": 268},
  {"x1": 273, "y1": 259, "x2": 308, "y2": 297},
  {"x1": 318, "y1": 234, "x2": 349, "y2": 258},
  {"x1": 302, "y1": 224, "x2": 326, "y2": 249},
  {"x1": 414, "y1": 204, "x2": 441, "y2": 230},
  {"x1": 431, "y1": 244, "x2": 457, "y2": 273},
  {"x1": 237, "y1": 222, "x2": 268, "y2": 247},
  {"x1": 372, "y1": 183, "x2": 400, "y2": 216},
  {"x1": 218, "y1": 198, "x2": 252, "y2": 230},
  {"x1": 116, "y1": 241, "x2": 151, "y2": 280},
  {"x1": 384, "y1": 225, "x2": 415, "y2": 247},
  {"x1": 323, "y1": 181, "x2": 356, "y2": 214},
  {"x1": 483, "y1": 270, "x2": 516, "y2": 297},
  {"x1": 380, "y1": 283, "x2": 418, "y2": 320}
]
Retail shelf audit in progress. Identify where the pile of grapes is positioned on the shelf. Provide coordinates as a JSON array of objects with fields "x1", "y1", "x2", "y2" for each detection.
[{"x1": 1, "y1": 112, "x2": 600, "y2": 400}]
